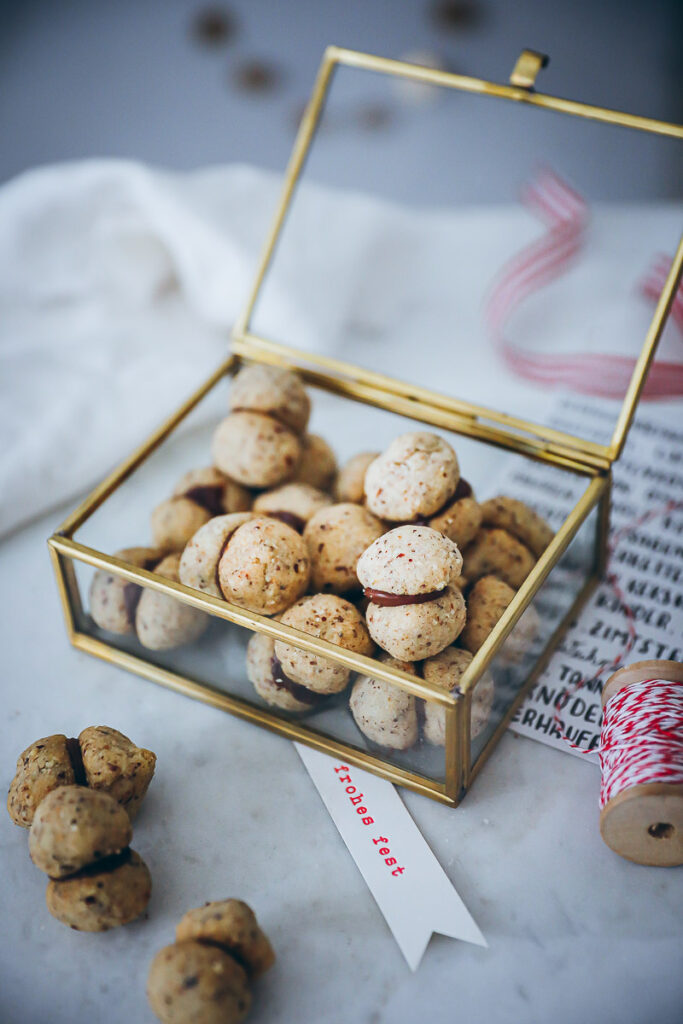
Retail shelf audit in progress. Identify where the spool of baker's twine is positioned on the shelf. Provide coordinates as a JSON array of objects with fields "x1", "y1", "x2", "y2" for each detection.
[
  {"x1": 549, "y1": 503, "x2": 683, "y2": 866},
  {"x1": 599, "y1": 660, "x2": 683, "y2": 867}
]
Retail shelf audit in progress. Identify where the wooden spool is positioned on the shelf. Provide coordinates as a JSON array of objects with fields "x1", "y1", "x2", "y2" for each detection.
[{"x1": 600, "y1": 660, "x2": 683, "y2": 867}]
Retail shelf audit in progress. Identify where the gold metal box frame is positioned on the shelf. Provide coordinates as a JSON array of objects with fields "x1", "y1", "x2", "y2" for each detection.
[{"x1": 48, "y1": 47, "x2": 683, "y2": 807}]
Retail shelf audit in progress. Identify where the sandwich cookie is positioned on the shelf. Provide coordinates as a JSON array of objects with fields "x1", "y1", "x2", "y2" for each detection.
[
  {"x1": 212, "y1": 364, "x2": 311, "y2": 488},
  {"x1": 357, "y1": 526, "x2": 466, "y2": 661},
  {"x1": 252, "y1": 482, "x2": 332, "y2": 533},
  {"x1": 364, "y1": 431, "x2": 459, "y2": 523},
  {"x1": 333, "y1": 451, "x2": 380, "y2": 504},
  {"x1": 151, "y1": 467, "x2": 251, "y2": 552},
  {"x1": 180, "y1": 514, "x2": 309, "y2": 616},
  {"x1": 89, "y1": 547, "x2": 168, "y2": 636},
  {"x1": 303, "y1": 502, "x2": 385, "y2": 595},
  {"x1": 421, "y1": 647, "x2": 494, "y2": 745},
  {"x1": 349, "y1": 653, "x2": 419, "y2": 751},
  {"x1": 292, "y1": 433, "x2": 338, "y2": 491},
  {"x1": 246, "y1": 631, "x2": 327, "y2": 713},
  {"x1": 274, "y1": 594, "x2": 374, "y2": 696},
  {"x1": 426, "y1": 478, "x2": 483, "y2": 550}
]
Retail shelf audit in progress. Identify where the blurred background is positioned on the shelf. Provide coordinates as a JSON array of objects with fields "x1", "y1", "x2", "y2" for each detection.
[{"x1": 1, "y1": 0, "x2": 681, "y2": 200}]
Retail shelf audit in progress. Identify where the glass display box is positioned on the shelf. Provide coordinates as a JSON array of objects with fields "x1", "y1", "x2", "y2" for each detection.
[{"x1": 49, "y1": 47, "x2": 683, "y2": 806}]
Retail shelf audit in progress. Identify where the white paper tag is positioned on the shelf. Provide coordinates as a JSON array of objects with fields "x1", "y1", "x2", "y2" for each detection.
[{"x1": 295, "y1": 743, "x2": 487, "y2": 970}]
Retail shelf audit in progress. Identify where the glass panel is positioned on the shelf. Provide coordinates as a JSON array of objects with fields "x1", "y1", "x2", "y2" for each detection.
[
  {"x1": 248, "y1": 61, "x2": 682, "y2": 449},
  {"x1": 67, "y1": 553, "x2": 451, "y2": 786},
  {"x1": 63, "y1": 369, "x2": 596, "y2": 793},
  {"x1": 470, "y1": 499, "x2": 600, "y2": 769}
]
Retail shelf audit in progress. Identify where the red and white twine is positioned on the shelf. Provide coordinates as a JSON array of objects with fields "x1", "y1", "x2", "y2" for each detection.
[
  {"x1": 599, "y1": 679, "x2": 683, "y2": 809},
  {"x1": 485, "y1": 168, "x2": 683, "y2": 399}
]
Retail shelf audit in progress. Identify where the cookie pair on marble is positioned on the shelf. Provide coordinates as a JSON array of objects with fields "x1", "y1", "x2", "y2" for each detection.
[
  {"x1": 7, "y1": 726, "x2": 156, "y2": 828},
  {"x1": 148, "y1": 899, "x2": 274, "y2": 1024},
  {"x1": 7, "y1": 726, "x2": 156, "y2": 931},
  {"x1": 30, "y1": 786, "x2": 152, "y2": 931}
]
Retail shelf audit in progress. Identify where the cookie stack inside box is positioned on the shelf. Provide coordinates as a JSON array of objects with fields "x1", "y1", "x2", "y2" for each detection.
[{"x1": 86, "y1": 363, "x2": 555, "y2": 781}]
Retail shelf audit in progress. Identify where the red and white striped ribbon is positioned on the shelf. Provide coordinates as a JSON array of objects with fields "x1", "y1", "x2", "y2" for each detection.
[
  {"x1": 485, "y1": 168, "x2": 683, "y2": 399},
  {"x1": 640, "y1": 253, "x2": 683, "y2": 333},
  {"x1": 599, "y1": 679, "x2": 683, "y2": 808}
]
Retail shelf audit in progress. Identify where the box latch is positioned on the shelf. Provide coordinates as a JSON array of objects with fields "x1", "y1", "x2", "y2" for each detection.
[{"x1": 509, "y1": 49, "x2": 549, "y2": 90}]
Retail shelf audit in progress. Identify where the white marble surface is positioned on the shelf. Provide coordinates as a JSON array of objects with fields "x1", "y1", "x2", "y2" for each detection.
[
  {"x1": 1, "y1": 476, "x2": 682, "y2": 1024},
  {"x1": 1, "y1": 156, "x2": 682, "y2": 1021}
]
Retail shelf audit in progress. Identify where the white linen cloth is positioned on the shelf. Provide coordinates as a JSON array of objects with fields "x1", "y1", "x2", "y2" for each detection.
[
  {"x1": 0, "y1": 159, "x2": 680, "y2": 537},
  {"x1": 0, "y1": 161, "x2": 286, "y2": 536}
]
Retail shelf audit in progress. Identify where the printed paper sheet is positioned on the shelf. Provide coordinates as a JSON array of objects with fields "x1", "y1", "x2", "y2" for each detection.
[{"x1": 504, "y1": 397, "x2": 683, "y2": 760}]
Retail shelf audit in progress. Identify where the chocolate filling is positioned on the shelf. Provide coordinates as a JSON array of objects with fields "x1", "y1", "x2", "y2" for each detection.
[
  {"x1": 270, "y1": 655, "x2": 325, "y2": 706},
  {"x1": 453, "y1": 477, "x2": 473, "y2": 501},
  {"x1": 63, "y1": 847, "x2": 133, "y2": 880},
  {"x1": 231, "y1": 406, "x2": 294, "y2": 432},
  {"x1": 266, "y1": 510, "x2": 306, "y2": 533},
  {"x1": 123, "y1": 583, "x2": 143, "y2": 626},
  {"x1": 66, "y1": 737, "x2": 87, "y2": 787},
  {"x1": 184, "y1": 484, "x2": 225, "y2": 517},
  {"x1": 195, "y1": 939, "x2": 252, "y2": 978},
  {"x1": 412, "y1": 478, "x2": 473, "y2": 525},
  {"x1": 123, "y1": 557, "x2": 161, "y2": 627},
  {"x1": 214, "y1": 532, "x2": 238, "y2": 597},
  {"x1": 363, "y1": 588, "x2": 444, "y2": 607}
]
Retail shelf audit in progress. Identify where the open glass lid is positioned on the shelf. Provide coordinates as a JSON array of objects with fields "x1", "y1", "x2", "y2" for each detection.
[{"x1": 234, "y1": 47, "x2": 683, "y2": 469}]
